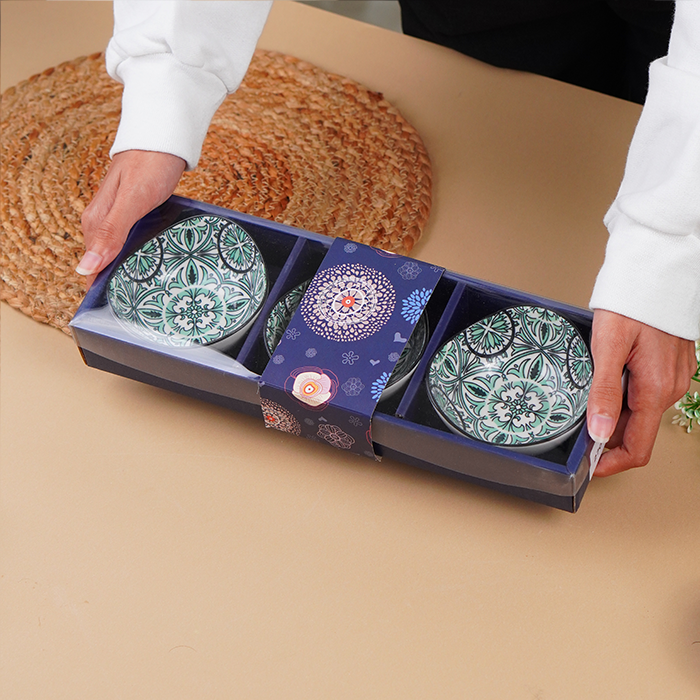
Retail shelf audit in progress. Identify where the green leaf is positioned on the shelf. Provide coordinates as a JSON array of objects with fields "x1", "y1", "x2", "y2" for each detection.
[
  {"x1": 468, "y1": 383, "x2": 488, "y2": 399},
  {"x1": 529, "y1": 356, "x2": 543, "y2": 380}
]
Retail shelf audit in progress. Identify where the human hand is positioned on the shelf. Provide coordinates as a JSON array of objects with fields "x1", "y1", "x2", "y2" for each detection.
[
  {"x1": 586, "y1": 309, "x2": 697, "y2": 476},
  {"x1": 77, "y1": 150, "x2": 186, "y2": 287}
]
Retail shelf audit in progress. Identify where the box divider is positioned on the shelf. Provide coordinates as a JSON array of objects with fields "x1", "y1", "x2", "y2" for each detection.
[
  {"x1": 235, "y1": 235, "x2": 309, "y2": 367},
  {"x1": 395, "y1": 279, "x2": 467, "y2": 419}
]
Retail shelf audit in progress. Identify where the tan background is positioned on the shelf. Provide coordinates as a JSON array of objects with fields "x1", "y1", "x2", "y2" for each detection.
[{"x1": 2, "y1": 2, "x2": 699, "y2": 698}]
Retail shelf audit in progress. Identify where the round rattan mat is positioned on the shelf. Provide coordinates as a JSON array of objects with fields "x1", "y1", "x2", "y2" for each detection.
[{"x1": 0, "y1": 50, "x2": 432, "y2": 334}]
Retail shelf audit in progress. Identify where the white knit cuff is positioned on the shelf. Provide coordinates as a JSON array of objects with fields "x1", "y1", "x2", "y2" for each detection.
[
  {"x1": 590, "y1": 211, "x2": 700, "y2": 340},
  {"x1": 109, "y1": 53, "x2": 227, "y2": 170}
]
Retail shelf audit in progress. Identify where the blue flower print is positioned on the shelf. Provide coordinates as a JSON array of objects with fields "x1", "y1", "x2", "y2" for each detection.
[
  {"x1": 401, "y1": 288, "x2": 432, "y2": 324},
  {"x1": 348, "y1": 415, "x2": 363, "y2": 427},
  {"x1": 371, "y1": 372, "x2": 391, "y2": 400},
  {"x1": 285, "y1": 327, "x2": 300, "y2": 340},
  {"x1": 344, "y1": 242, "x2": 358, "y2": 254},
  {"x1": 342, "y1": 351, "x2": 360, "y2": 365},
  {"x1": 305, "y1": 347, "x2": 317, "y2": 358}
]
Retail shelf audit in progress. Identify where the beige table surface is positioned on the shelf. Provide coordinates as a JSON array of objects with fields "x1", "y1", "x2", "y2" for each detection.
[{"x1": 2, "y1": 2, "x2": 699, "y2": 698}]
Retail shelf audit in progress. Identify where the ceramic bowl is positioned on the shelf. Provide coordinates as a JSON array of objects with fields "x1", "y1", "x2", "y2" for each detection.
[
  {"x1": 264, "y1": 279, "x2": 429, "y2": 398},
  {"x1": 426, "y1": 305, "x2": 592, "y2": 454},
  {"x1": 107, "y1": 215, "x2": 268, "y2": 349}
]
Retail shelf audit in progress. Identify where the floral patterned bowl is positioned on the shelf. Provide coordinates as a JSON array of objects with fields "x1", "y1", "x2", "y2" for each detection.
[
  {"x1": 107, "y1": 215, "x2": 267, "y2": 349},
  {"x1": 426, "y1": 305, "x2": 593, "y2": 454},
  {"x1": 263, "y1": 280, "x2": 312, "y2": 357},
  {"x1": 264, "y1": 279, "x2": 429, "y2": 398}
]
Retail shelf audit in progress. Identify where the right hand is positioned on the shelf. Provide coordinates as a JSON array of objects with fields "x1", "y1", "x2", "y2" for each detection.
[
  {"x1": 78, "y1": 150, "x2": 186, "y2": 288},
  {"x1": 586, "y1": 310, "x2": 697, "y2": 476}
]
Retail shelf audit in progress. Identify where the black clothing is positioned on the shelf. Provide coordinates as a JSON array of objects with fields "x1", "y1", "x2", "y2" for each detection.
[{"x1": 399, "y1": 0, "x2": 675, "y2": 103}]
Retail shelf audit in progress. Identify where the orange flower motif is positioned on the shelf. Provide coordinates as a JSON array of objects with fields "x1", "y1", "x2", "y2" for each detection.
[{"x1": 292, "y1": 371, "x2": 333, "y2": 407}]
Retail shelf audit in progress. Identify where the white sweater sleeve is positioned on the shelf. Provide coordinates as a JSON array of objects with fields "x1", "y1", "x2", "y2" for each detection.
[
  {"x1": 106, "y1": 0, "x2": 272, "y2": 170},
  {"x1": 590, "y1": 2, "x2": 700, "y2": 340}
]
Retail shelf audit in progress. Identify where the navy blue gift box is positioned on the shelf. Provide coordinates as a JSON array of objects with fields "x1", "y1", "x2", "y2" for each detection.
[{"x1": 70, "y1": 195, "x2": 597, "y2": 512}]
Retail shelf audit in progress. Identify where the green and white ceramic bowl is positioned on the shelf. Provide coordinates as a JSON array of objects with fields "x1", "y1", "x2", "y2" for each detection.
[
  {"x1": 107, "y1": 215, "x2": 267, "y2": 349},
  {"x1": 427, "y1": 305, "x2": 593, "y2": 454},
  {"x1": 263, "y1": 280, "x2": 312, "y2": 357},
  {"x1": 264, "y1": 279, "x2": 429, "y2": 398}
]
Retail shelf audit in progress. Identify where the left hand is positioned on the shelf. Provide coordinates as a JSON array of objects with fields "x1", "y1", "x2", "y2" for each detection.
[
  {"x1": 78, "y1": 150, "x2": 186, "y2": 288},
  {"x1": 586, "y1": 310, "x2": 697, "y2": 476}
]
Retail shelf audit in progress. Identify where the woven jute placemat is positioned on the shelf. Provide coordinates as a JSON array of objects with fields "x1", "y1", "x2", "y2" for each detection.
[{"x1": 0, "y1": 50, "x2": 432, "y2": 334}]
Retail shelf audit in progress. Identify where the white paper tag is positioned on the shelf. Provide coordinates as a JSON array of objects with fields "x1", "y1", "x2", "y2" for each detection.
[
  {"x1": 588, "y1": 368, "x2": 628, "y2": 480},
  {"x1": 589, "y1": 440, "x2": 605, "y2": 479}
]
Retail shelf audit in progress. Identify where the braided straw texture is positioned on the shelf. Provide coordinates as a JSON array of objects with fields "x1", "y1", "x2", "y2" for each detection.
[{"x1": 0, "y1": 50, "x2": 431, "y2": 334}]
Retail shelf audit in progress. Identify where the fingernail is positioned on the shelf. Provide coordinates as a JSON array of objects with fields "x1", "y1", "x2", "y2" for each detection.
[
  {"x1": 588, "y1": 414, "x2": 615, "y2": 443},
  {"x1": 76, "y1": 251, "x2": 103, "y2": 276}
]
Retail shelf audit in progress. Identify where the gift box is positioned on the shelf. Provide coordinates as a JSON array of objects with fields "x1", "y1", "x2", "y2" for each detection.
[{"x1": 70, "y1": 195, "x2": 597, "y2": 512}]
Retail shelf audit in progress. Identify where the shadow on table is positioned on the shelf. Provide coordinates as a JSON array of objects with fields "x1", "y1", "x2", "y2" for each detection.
[{"x1": 668, "y1": 582, "x2": 700, "y2": 693}]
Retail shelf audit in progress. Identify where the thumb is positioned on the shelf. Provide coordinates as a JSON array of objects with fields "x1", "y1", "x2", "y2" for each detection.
[
  {"x1": 586, "y1": 311, "x2": 630, "y2": 443},
  {"x1": 77, "y1": 151, "x2": 186, "y2": 281},
  {"x1": 78, "y1": 183, "x2": 159, "y2": 281},
  {"x1": 77, "y1": 213, "x2": 135, "y2": 278},
  {"x1": 78, "y1": 171, "x2": 141, "y2": 280}
]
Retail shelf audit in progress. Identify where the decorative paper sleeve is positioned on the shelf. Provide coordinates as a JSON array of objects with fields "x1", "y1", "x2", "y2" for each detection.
[
  {"x1": 590, "y1": 3, "x2": 700, "y2": 340},
  {"x1": 106, "y1": 0, "x2": 272, "y2": 170}
]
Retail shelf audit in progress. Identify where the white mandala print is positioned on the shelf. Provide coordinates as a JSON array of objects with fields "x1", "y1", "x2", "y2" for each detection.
[
  {"x1": 300, "y1": 263, "x2": 395, "y2": 342},
  {"x1": 261, "y1": 399, "x2": 301, "y2": 435}
]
